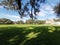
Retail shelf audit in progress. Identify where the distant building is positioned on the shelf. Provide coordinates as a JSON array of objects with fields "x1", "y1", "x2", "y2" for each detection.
[
  {"x1": 45, "y1": 19, "x2": 55, "y2": 24},
  {"x1": 45, "y1": 19, "x2": 60, "y2": 25}
]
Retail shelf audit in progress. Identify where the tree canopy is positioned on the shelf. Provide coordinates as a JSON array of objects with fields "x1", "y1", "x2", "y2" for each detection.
[
  {"x1": 54, "y1": 3, "x2": 60, "y2": 17},
  {"x1": 1, "y1": 0, "x2": 60, "y2": 20},
  {"x1": 0, "y1": 0, "x2": 45, "y2": 19}
]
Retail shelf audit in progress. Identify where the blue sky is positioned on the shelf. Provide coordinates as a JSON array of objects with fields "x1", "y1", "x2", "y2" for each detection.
[{"x1": 0, "y1": 0, "x2": 60, "y2": 22}]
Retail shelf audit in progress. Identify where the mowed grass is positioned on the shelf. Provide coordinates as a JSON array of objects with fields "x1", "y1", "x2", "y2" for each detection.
[{"x1": 0, "y1": 24, "x2": 60, "y2": 45}]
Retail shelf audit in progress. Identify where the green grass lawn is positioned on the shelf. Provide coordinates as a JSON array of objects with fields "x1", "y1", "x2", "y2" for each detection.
[{"x1": 0, "y1": 24, "x2": 60, "y2": 45}]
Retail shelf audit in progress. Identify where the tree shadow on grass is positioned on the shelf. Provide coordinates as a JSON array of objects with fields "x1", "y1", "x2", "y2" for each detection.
[
  {"x1": 24, "y1": 26, "x2": 60, "y2": 45},
  {"x1": 0, "y1": 26, "x2": 60, "y2": 45},
  {"x1": 0, "y1": 27, "x2": 27, "y2": 45}
]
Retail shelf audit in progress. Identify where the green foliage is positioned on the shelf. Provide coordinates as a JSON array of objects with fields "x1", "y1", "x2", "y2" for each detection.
[
  {"x1": 16, "y1": 20, "x2": 24, "y2": 24},
  {"x1": 0, "y1": 18, "x2": 13, "y2": 24},
  {"x1": 35, "y1": 20, "x2": 45, "y2": 24},
  {"x1": 53, "y1": 18, "x2": 60, "y2": 22},
  {"x1": 0, "y1": 25, "x2": 60, "y2": 45},
  {"x1": 26, "y1": 19, "x2": 45, "y2": 24},
  {"x1": 26, "y1": 19, "x2": 34, "y2": 24}
]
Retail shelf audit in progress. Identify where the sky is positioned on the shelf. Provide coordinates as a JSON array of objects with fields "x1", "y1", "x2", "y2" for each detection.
[{"x1": 0, "y1": 0, "x2": 60, "y2": 22}]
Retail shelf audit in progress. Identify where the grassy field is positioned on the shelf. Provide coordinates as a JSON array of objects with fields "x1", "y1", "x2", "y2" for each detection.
[{"x1": 0, "y1": 24, "x2": 60, "y2": 45}]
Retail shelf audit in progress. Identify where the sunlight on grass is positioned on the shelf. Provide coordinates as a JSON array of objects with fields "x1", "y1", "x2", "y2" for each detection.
[
  {"x1": 28, "y1": 27, "x2": 33, "y2": 30},
  {"x1": 9, "y1": 35, "x2": 19, "y2": 42},
  {"x1": 48, "y1": 26, "x2": 55, "y2": 32},
  {"x1": 20, "y1": 32, "x2": 40, "y2": 45},
  {"x1": 0, "y1": 24, "x2": 60, "y2": 28},
  {"x1": 25, "y1": 27, "x2": 34, "y2": 30},
  {"x1": 0, "y1": 24, "x2": 60, "y2": 45},
  {"x1": 26, "y1": 32, "x2": 40, "y2": 40}
]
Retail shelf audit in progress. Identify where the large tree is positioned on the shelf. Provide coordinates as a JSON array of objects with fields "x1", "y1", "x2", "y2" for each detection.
[{"x1": 0, "y1": 0, "x2": 45, "y2": 20}]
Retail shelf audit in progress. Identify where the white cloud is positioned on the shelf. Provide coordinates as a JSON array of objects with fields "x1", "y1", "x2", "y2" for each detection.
[
  {"x1": 6, "y1": 14, "x2": 21, "y2": 21},
  {"x1": 0, "y1": 14, "x2": 20, "y2": 21},
  {"x1": 36, "y1": 11, "x2": 46, "y2": 16},
  {"x1": 42, "y1": 4, "x2": 55, "y2": 14},
  {"x1": 6, "y1": 14, "x2": 20, "y2": 19},
  {"x1": 36, "y1": 4, "x2": 55, "y2": 17}
]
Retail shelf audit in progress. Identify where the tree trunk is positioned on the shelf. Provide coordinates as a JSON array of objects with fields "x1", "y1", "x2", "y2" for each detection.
[{"x1": 31, "y1": 7, "x2": 34, "y2": 24}]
